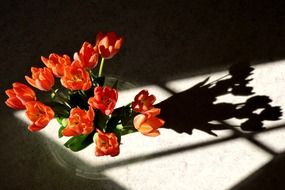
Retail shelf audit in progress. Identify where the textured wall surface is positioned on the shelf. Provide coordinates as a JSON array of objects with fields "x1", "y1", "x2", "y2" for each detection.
[{"x1": 1, "y1": 0, "x2": 285, "y2": 189}]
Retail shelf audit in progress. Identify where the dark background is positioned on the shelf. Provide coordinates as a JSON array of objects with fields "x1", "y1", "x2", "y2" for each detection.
[{"x1": 1, "y1": 0, "x2": 285, "y2": 189}]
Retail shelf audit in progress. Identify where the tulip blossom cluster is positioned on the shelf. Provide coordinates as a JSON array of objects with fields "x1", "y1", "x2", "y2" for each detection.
[
  {"x1": 132, "y1": 90, "x2": 164, "y2": 136},
  {"x1": 5, "y1": 32, "x2": 165, "y2": 157}
]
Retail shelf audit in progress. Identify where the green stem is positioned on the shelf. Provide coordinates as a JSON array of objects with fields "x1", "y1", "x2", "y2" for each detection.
[
  {"x1": 98, "y1": 58, "x2": 105, "y2": 77},
  {"x1": 88, "y1": 70, "x2": 95, "y2": 84},
  {"x1": 116, "y1": 124, "x2": 137, "y2": 136}
]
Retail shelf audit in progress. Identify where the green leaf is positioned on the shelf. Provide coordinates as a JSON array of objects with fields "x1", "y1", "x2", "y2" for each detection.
[
  {"x1": 69, "y1": 92, "x2": 89, "y2": 109},
  {"x1": 46, "y1": 102, "x2": 70, "y2": 118},
  {"x1": 64, "y1": 134, "x2": 94, "y2": 152},
  {"x1": 113, "y1": 129, "x2": 121, "y2": 144},
  {"x1": 56, "y1": 117, "x2": 63, "y2": 125},
  {"x1": 58, "y1": 126, "x2": 65, "y2": 138},
  {"x1": 93, "y1": 132, "x2": 98, "y2": 142},
  {"x1": 121, "y1": 106, "x2": 133, "y2": 126},
  {"x1": 95, "y1": 111, "x2": 109, "y2": 130},
  {"x1": 61, "y1": 118, "x2": 67, "y2": 127},
  {"x1": 116, "y1": 123, "x2": 137, "y2": 136},
  {"x1": 56, "y1": 117, "x2": 67, "y2": 125},
  {"x1": 105, "y1": 116, "x2": 120, "y2": 133}
]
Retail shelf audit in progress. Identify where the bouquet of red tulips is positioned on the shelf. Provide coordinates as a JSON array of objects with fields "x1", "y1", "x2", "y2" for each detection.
[{"x1": 5, "y1": 32, "x2": 165, "y2": 157}]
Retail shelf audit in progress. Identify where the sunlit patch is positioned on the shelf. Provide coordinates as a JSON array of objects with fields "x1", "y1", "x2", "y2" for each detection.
[
  {"x1": 105, "y1": 136, "x2": 272, "y2": 190},
  {"x1": 166, "y1": 70, "x2": 228, "y2": 93}
]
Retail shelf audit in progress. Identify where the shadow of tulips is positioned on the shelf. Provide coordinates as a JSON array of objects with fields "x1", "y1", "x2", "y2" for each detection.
[{"x1": 157, "y1": 63, "x2": 282, "y2": 136}]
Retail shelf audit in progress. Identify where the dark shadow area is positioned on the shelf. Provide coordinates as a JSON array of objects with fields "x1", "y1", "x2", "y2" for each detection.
[
  {"x1": 1, "y1": 0, "x2": 285, "y2": 90},
  {"x1": 231, "y1": 151, "x2": 285, "y2": 190},
  {"x1": 157, "y1": 63, "x2": 282, "y2": 136},
  {"x1": 0, "y1": 112, "x2": 126, "y2": 190}
]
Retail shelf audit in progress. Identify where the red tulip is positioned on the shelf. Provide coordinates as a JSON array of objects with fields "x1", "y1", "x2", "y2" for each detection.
[
  {"x1": 62, "y1": 106, "x2": 95, "y2": 136},
  {"x1": 41, "y1": 53, "x2": 71, "y2": 77},
  {"x1": 96, "y1": 32, "x2": 123, "y2": 59},
  {"x1": 60, "y1": 61, "x2": 92, "y2": 91},
  {"x1": 5, "y1": 82, "x2": 36, "y2": 110},
  {"x1": 132, "y1": 89, "x2": 156, "y2": 113},
  {"x1": 88, "y1": 86, "x2": 118, "y2": 115},
  {"x1": 133, "y1": 108, "x2": 165, "y2": 137},
  {"x1": 25, "y1": 67, "x2": 55, "y2": 91},
  {"x1": 25, "y1": 101, "x2": 54, "y2": 132},
  {"x1": 74, "y1": 42, "x2": 99, "y2": 69},
  {"x1": 95, "y1": 129, "x2": 120, "y2": 157}
]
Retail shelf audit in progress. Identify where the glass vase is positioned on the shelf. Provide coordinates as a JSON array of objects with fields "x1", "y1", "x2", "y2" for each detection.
[{"x1": 44, "y1": 76, "x2": 136, "y2": 179}]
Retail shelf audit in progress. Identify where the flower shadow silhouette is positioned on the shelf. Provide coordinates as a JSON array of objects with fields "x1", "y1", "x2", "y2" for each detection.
[{"x1": 157, "y1": 63, "x2": 282, "y2": 136}]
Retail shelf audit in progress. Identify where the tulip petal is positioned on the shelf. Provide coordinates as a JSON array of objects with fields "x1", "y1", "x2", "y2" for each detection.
[
  {"x1": 5, "y1": 98, "x2": 25, "y2": 110},
  {"x1": 96, "y1": 32, "x2": 104, "y2": 45},
  {"x1": 41, "y1": 56, "x2": 49, "y2": 66},
  {"x1": 35, "y1": 79, "x2": 48, "y2": 91},
  {"x1": 139, "y1": 123, "x2": 154, "y2": 133},
  {"x1": 115, "y1": 38, "x2": 123, "y2": 50},
  {"x1": 95, "y1": 130, "x2": 120, "y2": 157},
  {"x1": 25, "y1": 76, "x2": 36, "y2": 88},
  {"x1": 35, "y1": 117, "x2": 50, "y2": 127},
  {"x1": 62, "y1": 128, "x2": 80, "y2": 136},
  {"x1": 87, "y1": 106, "x2": 95, "y2": 121},
  {"x1": 25, "y1": 101, "x2": 54, "y2": 132},
  {"x1": 28, "y1": 123, "x2": 45, "y2": 132},
  {"x1": 146, "y1": 108, "x2": 161, "y2": 117},
  {"x1": 145, "y1": 117, "x2": 165, "y2": 129},
  {"x1": 99, "y1": 46, "x2": 110, "y2": 58},
  {"x1": 133, "y1": 114, "x2": 146, "y2": 130},
  {"x1": 5, "y1": 89, "x2": 15, "y2": 97},
  {"x1": 132, "y1": 90, "x2": 156, "y2": 113},
  {"x1": 107, "y1": 32, "x2": 116, "y2": 45},
  {"x1": 145, "y1": 130, "x2": 160, "y2": 137},
  {"x1": 60, "y1": 62, "x2": 92, "y2": 90}
]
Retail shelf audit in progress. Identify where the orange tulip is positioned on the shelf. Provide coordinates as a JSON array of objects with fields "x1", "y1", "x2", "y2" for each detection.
[
  {"x1": 74, "y1": 42, "x2": 99, "y2": 69},
  {"x1": 62, "y1": 106, "x2": 95, "y2": 136},
  {"x1": 60, "y1": 61, "x2": 92, "y2": 91},
  {"x1": 5, "y1": 82, "x2": 37, "y2": 110},
  {"x1": 88, "y1": 86, "x2": 118, "y2": 115},
  {"x1": 41, "y1": 53, "x2": 71, "y2": 77},
  {"x1": 96, "y1": 32, "x2": 123, "y2": 59},
  {"x1": 95, "y1": 129, "x2": 120, "y2": 157},
  {"x1": 25, "y1": 101, "x2": 54, "y2": 132},
  {"x1": 132, "y1": 89, "x2": 156, "y2": 113},
  {"x1": 133, "y1": 108, "x2": 165, "y2": 137},
  {"x1": 25, "y1": 67, "x2": 55, "y2": 91}
]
